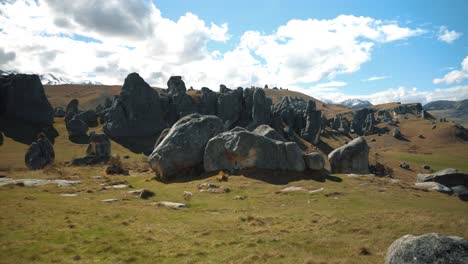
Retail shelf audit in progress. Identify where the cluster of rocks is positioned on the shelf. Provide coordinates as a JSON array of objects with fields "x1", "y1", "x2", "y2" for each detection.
[
  {"x1": 62, "y1": 99, "x2": 98, "y2": 139},
  {"x1": 415, "y1": 168, "x2": 468, "y2": 200},
  {"x1": 100, "y1": 73, "x2": 322, "y2": 154},
  {"x1": 147, "y1": 114, "x2": 329, "y2": 180},
  {"x1": 72, "y1": 132, "x2": 111, "y2": 165}
]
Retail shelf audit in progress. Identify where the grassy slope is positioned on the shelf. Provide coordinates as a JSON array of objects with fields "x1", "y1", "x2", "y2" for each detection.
[{"x1": 1, "y1": 118, "x2": 468, "y2": 263}]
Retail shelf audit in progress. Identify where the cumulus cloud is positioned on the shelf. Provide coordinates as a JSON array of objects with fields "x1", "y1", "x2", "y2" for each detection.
[
  {"x1": 433, "y1": 56, "x2": 468, "y2": 85},
  {"x1": 0, "y1": 0, "x2": 424, "y2": 90},
  {"x1": 315, "y1": 85, "x2": 468, "y2": 105},
  {"x1": 362, "y1": 76, "x2": 390, "y2": 82},
  {"x1": 0, "y1": 47, "x2": 16, "y2": 65},
  {"x1": 437, "y1": 26, "x2": 462, "y2": 43}
]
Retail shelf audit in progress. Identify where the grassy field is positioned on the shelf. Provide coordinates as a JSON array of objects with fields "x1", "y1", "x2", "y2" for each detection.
[{"x1": 1, "y1": 118, "x2": 467, "y2": 263}]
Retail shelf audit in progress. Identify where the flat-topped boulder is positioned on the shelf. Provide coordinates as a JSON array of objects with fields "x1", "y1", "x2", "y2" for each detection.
[
  {"x1": 148, "y1": 114, "x2": 224, "y2": 179},
  {"x1": 0, "y1": 74, "x2": 54, "y2": 125},
  {"x1": 204, "y1": 129, "x2": 305, "y2": 172},
  {"x1": 328, "y1": 137, "x2": 369, "y2": 174}
]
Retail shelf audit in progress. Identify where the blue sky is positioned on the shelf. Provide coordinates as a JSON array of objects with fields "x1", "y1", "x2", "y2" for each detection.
[
  {"x1": 0, "y1": 0, "x2": 467, "y2": 104},
  {"x1": 155, "y1": 0, "x2": 468, "y2": 97}
]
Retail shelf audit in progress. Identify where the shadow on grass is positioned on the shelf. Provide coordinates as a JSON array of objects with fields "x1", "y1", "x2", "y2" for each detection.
[
  {"x1": 107, "y1": 135, "x2": 157, "y2": 156},
  {"x1": 0, "y1": 118, "x2": 58, "y2": 145},
  {"x1": 159, "y1": 167, "x2": 343, "y2": 185}
]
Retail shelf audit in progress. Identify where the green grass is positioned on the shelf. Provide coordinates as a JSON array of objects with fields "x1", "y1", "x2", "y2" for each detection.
[
  {"x1": 386, "y1": 149, "x2": 468, "y2": 173},
  {"x1": 1, "y1": 118, "x2": 468, "y2": 263}
]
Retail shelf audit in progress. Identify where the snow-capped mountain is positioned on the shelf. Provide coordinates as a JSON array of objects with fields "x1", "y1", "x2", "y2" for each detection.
[
  {"x1": 39, "y1": 73, "x2": 71, "y2": 85},
  {"x1": 1, "y1": 70, "x2": 102, "y2": 85},
  {"x1": 339, "y1": 99, "x2": 373, "y2": 109}
]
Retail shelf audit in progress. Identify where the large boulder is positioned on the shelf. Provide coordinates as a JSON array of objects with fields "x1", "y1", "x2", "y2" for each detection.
[
  {"x1": 217, "y1": 88, "x2": 243, "y2": 129},
  {"x1": 104, "y1": 73, "x2": 166, "y2": 138},
  {"x1": 199, "y1": 87, "x2": 218, "y2": 115},
  {"x1": 148, "y1": 114, "x2": 224, "y2": 179},
  {"x1": 204, "y1": 129, "x2": 305, "y2": 172},
  {"x1": 66, "y1": 116, "x2": 88, "y2": 137},
  {"x1": 301, "y1": 100, "x2": 322, "y2": 144},
  {"x1": 416, "y1": 168, "x2": 468, "y2": 187},
  {"x1": 253, "y1": 124, "x2": 286, "y2": 141},
  {"x1": 304, "y1": 152, "x2": 325, "y2": 171},
  {"x1": 75, "y1": 110, "x2": 98, "y2": 127},
  {"x1": 351, "y1": 108, "x2": 374, "y2": 135},
  {"x1": 66, "y1": 99, "x2": 79, "y2": 114},
  {"x1": 25, "y1": 134, "x2": 55, "y2": 170},
  {"x1": 362, "y1": 113, "x2": 375, "y2": 135},
  {"x1": 328, "y1": 137, "x2": 369, "y2": 174},
  {"x1": 386, "y1": 233, "x2": 468, "y2": 264},
  {"x1": 0, "y1": 74, "x2": 54, "y2": 125}
]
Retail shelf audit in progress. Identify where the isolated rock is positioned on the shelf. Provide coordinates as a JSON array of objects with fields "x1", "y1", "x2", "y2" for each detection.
[
  {"x1": 0, "y1": 74, "x2": 54, "y2": 125},
  {"x1": 253, "y1": 124, "x2": 285, "y2": 141},
  {"x1": 54, "y1": 107, "x2": 66, "y2": 117},
  {"x1": 156, "y1": 201, "x2": 187, "y2": 209},
  {"x1": 416, "y1": 168, "x2": 468, "y2": 187},
  {"x1": 414, "y1": 182, "x2": 452, "y2": 193},
  {"x1": 217, "y1": 88, "x2": 243, "y2": 129},
  {"x1": 400, "y1": 162, "x2": 410, "y2": 169},
  {"x1": 105, "y1": 155, "x2": 129, "y2": 175},
  {"x1": 0, "y1": 178, "x2": 80, "y2": 187},
  {"x1": 104, "y1": 73, "x2": 166, "y2": 138},
  {"x1": 66, "y1": 116, "x2": 88, "y2": 137},
  {"x1": 148, "y1": 114, "x2": 224, "y2": 179},
  {"x1": 167, "y1": 76, "x2": 186, "y2": 96},
  {"x1": 66, "y1": 99, "x2": 79, "y2": 114},
  {"x1": 393, "y1": 128, "x2": 402, "y2": 139},
  {"x1": 204, "y1": 129, "x2": 305, "y2": 172},
  {"x1": 386, "y1": 233, "x2": 468, "y2": 264},
  {"x1": 328, "y1": 137, "x2": 369, "y2": 174},
  {"x1": 86, "y1": 132, "x2": 111, "y2": 160},
  {"x1": 304, "y1": 152, "x2": 325, "y2": 170},
  {"x1": 25, "y1": 134, "x2": 55, "y2": 170}
]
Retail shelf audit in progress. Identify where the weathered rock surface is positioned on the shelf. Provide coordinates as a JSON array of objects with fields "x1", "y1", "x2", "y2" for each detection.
[
  {"x1": 253, "y1": 125, "x2": 285, "y2": 141},
  {"x1": 104, "y1": 73, "x2": 166, "y2": 138},
  {"x1": 0, "y1": 74, "x2": 54, "y2": 125},
  {"x1": 199, "y1": 87, "x2": 218, "y2": 115},
  {"x1": 301, "y1": 100, "x2": 322, "y2": 144},
  {"x1": 251, "y1": 88, "x2": 272, "y2": 127},
  {"x1": 414, "y1": 182, "x2": 452, "y2": 193},
  {"x1": 25, "y1": 134, "x2": 55, "y2": 170},
  {"x1": 217, "y1": 88, "x2": 243, "y2": 129},
  {"x1": 54, "y1": 107, "x2": 66, "y2": 117},
  {"x1": 148, "y1": 114, "x2": 224, "y2": 178},
  {"x1": 66, "y1": 116, "x2": 88, "y2": 137},
  {"x1": 154, "y1": 128, "x2": 170, "y2": 149},
  {"x1": 0, "y1": 178, "x2": 80, "y2": 187},
  {"x1": 416, "y1": 168, "x2": 468, "y2": 187},
  {"x1": 304, "y1": 152, "x2": 325, "y2": 170},
  {"x1": 328, "y1": 137, "x2": 369, "y2": 174},
  {"x1": 75, "y1": 110, "x2": 98, "y2": 127},
  {"x1": 167, "y1": 76, "x2": 186, "y2": 96},
  {"x1": 204, "y1": 129, "x2": 305, "y2": 172},
  {"x1": 351, "y1": 108, "x2": 374, "y2": 135},
  {"x1": 386, "y1": 233, "x2": 468, "y2": 264}
]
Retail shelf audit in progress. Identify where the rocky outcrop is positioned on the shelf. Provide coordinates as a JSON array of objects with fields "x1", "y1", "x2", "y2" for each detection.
[
  {"x1": 301, "y1": 100, "x2": 322, "y2": 144},
  {"x1": 148, "y1": 114, "x2": 224, "y2": 179},
  {"x1": 66, "y1": 99, "x2": 79, "y2": 114},
  {"x1": 167, "y1": 76, "x2": 186, "y2": 96},
  {"x1": 253, "y1": 125, "x2": 286, "y2": 141},
  {"x1": 217, "y1": 88, "x2": 243, "y2": 129},
  {"x1": 362, "y1": 113, "x2": 375, "y2": 135},
  {"x1": 0, "y1": 74, "x2": 54, "y2": 125},
  {"x1": 416, "y1": 168, "x2": 468, "y2": 187},
  {"x1": 386, "y1": 233, "x2": 468, "y2": 264},
  {"x1": 199, "y1": 87, "x2": 218, "y2": 115},
  {"x1": 251, "y1": 88, "x2": 272, "y2": 127},
  {"x1": 72, "y1": 132, "x2": 111, "y2": 165},
  {"x1": 75, "y1": 110, "x2": 98, "y2": 127},
  {"x1": 351, "y1": 108, "x2": 374, "y2": 135},
  {"x1": 25, "y1": 134, "x2": 55, "y2": 170},
  {"x1": 204, "y1": 129, "x2": 305, "y2": 172},
  {"x1": 104, "y1": 73, "x2": 166, "y2": 138},
  {"x1": 304, "y1": 152, "x2": 325, "y2": 170},
  {"x1": 328, "y1": 137, "x2": 369, "y2": 174},
  {"x1": 391, "y1": 103, "x2": 423, "y2": 116}
]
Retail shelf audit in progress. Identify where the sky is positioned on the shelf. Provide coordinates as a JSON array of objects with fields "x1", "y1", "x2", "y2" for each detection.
[{"x1": 0, "y1": 0, "x2": 467, "y2": 104}]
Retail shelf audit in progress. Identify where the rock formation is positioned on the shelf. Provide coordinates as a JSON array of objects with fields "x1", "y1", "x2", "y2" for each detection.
[
  {"x1": 301, "y1": 100, "x2": 322, "y2": 144},
  {"x1": 253, "y1": 124, "x2": 286, "y2": 141},
  {"x1": 0, "y1": 74, "x2": 54, "y2": 125},
  {"x1": 304, "y1": 152, "x2": 325, "y2": 171},
  {"x1": 328, "y1": 137, "x2": 369, "y2": 174},
  {"x1": 204, "y1": 129, "x2": 305, "y2": 172},
  {"x1": 25, "y1": 133, "x2": 55, "y2": 170},
  {"x1": 148, "y1": 114, "x2": 224, "y2": 179}
]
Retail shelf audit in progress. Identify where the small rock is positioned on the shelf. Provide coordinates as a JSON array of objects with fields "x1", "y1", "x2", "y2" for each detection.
[
  {"x1": 123, "y1": 155, "x2": 130, "y2": 159},
  {"x1": 432, "y1": 124, "x2": 437, "y2": 129},
  {"x1": 156, "y1": 201, "x2": 187, "y2": 209},
  {"x1": 198, "y1": 183, "x2": 230, "y2": 193},
  {"x1": 418, "y1": 134, "x2": 424, "y2": 139},
  {"x1": 399, "y1": 162, "x2": 410, "y2": 170},
  {"x1": 234, "y1": 195, "x2": 247, "y2": 200},
  {"x1": 101, "y1": 198, "x2": 122, "y2": 203},
  {"x1": 183, "y1": 191, "x2": 192, "y2": 201},
  {"x1": 370, "y1": 138, "x2": 376, "y2": 142},
  {"x1": 422, "y1": 164, "x2": 430, "y2": 170},
  {"x1": 104, "y1": 184, "x2": 129, "y2": 190}
]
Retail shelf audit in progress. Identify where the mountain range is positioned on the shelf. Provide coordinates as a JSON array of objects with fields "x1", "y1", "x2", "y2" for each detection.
[
  {"x1": 0, "y1": 70, "x2": 102, "y2": 85},
  {"x1": 338, "y1": 99, "x2": 373, "y2": 109},
  {"x1": 424, "y1": 99, "x2": 468, "y2": 127}
]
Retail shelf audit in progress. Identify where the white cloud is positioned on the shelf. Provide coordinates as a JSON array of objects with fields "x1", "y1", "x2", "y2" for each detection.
[
  {"x1": 315, "y1": 85, "x2": 468, "y2": 105},
  {"x1": 0, "y1": 1, "x2": 425, "y2": 90},
  {"x1": 362, "y1": 76, "x2": 390, "y2": 82},
  {"x1": 433, "y1": 56, "x2": 468, "y2": 85},
  {"x1": 315, "y1": 81, "x2": 347, "y2": 88},
  {"x1": 437, "y1": 26, "x2": 462, "y2": 43}
]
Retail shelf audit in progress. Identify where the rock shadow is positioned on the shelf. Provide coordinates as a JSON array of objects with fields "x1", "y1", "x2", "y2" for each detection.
[
  {"x1": 107, "y1": 135, "x2": 157, "y2": 156},
  {"x1": 68, "y1": 135, "x2": 89, "y2": 144},
  {"x1": 0, "y1": 118, "x2": 58, "y2": 145}
]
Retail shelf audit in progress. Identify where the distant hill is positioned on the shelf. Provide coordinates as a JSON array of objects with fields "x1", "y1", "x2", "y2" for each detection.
[
  {"x1": 1, "y1": 70, "x2": 102, "y2": 85},
  {"x1": 424, "y1": 99, "x2": 468, "y2": 127},
  {"x1": 339, "y1": 99, "x2": 372, "y2": 109}
]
